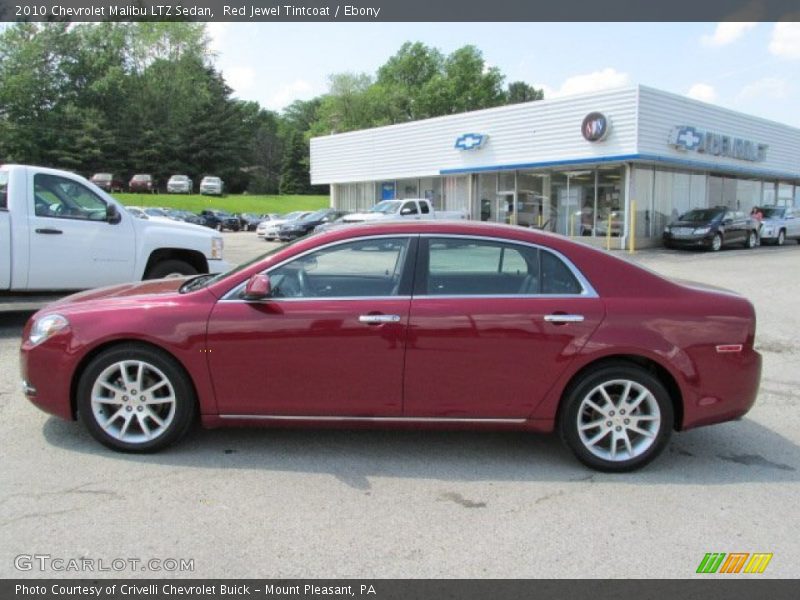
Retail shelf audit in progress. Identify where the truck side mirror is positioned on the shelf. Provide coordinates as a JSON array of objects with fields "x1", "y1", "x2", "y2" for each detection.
[
  {"x1": 107, "y1": 204, "x2": 122, "y2": 224},
  {"x1": 244, "y1": 273, "x2": 271, "y2": 300}
]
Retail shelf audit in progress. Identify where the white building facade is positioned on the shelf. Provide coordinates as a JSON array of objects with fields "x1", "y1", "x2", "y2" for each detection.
[{"x1": 310, "y1": 86, "x2": 800, "y2": 247}]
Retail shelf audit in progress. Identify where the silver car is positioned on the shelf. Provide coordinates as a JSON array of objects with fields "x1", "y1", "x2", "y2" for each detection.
[
  {"x1": 167, "y1": 174, "x2": 193, "y2": 194},
  {"x1": 200, "y1": 176, "x2": 224, "y2": 196},
  {"x1": 758, "y1": 206, "x2": 800, "y2": 246}
]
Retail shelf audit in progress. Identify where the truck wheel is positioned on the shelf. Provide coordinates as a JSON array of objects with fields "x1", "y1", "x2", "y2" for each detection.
[
  {"x1": 145, "y1": 259, "x2": 198, "y2": 280},
  {"x1": 77, "y1": 344, "x2": 196, "y2": 452}
]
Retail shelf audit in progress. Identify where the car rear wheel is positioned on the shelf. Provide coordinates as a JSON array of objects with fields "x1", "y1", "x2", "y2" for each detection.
[
  {"x1": 744, "y1": 230, "x2": 757, "y2": 249},
  {"x1": 711, "y1": 233, "x2": 722, "y2": 252},
  {"x1": 559, "y1": 363, "x2": 673, "y2": 472},
  {"x1": 77, "y1": 345, "x2": 195, "y2": 452}
]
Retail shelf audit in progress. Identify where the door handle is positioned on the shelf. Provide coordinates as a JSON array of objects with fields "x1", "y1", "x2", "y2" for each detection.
[
  {"x1": 359, "y1": 314, "x2": 401, "y2": 324},
  {"x1": 35, "y1": 228, "x2": 63, "y2": 235},
  {"x1": 544, "y1": 314, "x2": 585, "y2": 323}
]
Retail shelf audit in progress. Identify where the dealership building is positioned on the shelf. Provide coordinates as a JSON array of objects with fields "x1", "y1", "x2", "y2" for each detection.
[{"x1": 310, "y1": 85, "x2": 800, "y2": 248}]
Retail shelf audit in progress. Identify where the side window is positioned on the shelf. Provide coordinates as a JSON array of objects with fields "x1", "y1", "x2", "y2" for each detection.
[
  {"x1": 267, "y1": 237, "x2": 410, "y2": 299},
  {"x1": 0, "y1": 171, "x2": 8, "y2": 210},
  {"x1": 401, "y1": 201, "x2": 418, "y2": 215},
  {"x1": 420, "y1": 202, "x2": 430, "y2": 215},
  {"x1": 426, "y1": 238, "x2": 539, "y2": 295},
  {"x1": 541, "y1": 251, "x2": 583, "y2": 295},
  {"x1": 34, "y1": 174, "x2": 107, "y2": 220}
]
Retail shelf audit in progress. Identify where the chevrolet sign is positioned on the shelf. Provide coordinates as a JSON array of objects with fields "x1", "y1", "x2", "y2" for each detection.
[
  {"x1": 668, "y1": 126, "x2": 768, "y2": 162},
  {"x1": 455, "y1": 133, "x2": 488, "y2": 151}
]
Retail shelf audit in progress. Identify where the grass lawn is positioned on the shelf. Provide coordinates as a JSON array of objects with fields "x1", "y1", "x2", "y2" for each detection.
[{"x1": 113, "y1": 192, "x2": 329, "y2": 215}]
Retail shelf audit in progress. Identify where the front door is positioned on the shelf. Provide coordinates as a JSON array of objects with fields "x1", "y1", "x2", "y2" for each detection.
[
  {"x1": 207, "y1": 236, "x2": 415, "y2": 416},
  {"x1": 26, "y1": 172, "x2": 135, "y2": 290},
  {"x1": 403, "y1": 236, "x2": 605, "y2": 418}
]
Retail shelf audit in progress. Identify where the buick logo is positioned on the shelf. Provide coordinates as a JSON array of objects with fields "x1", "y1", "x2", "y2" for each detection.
[{"x1": 582, "y1": 112, "x2": 610, "y2": 142}]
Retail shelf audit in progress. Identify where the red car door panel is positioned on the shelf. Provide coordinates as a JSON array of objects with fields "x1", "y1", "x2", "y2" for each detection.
[
  {"x1": 207, "y1": 298, "x2": 410, "y2": 416},
  {"x1": 403, "y1": 297, "x2": 605, "y2": 418}
]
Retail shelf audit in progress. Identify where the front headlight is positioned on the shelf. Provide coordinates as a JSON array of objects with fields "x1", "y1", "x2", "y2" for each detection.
[
  {"x1": 211, "y1": 237, "x2": 223, "y2": 259},
  {"x1": 29, "y1": 314, "x2": 69, "y2": 345},
  {"x1": 694, "y1": 227, "x2": 711, "y2": 234}
]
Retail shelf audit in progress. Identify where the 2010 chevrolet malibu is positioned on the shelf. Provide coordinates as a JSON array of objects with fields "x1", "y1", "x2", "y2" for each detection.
[{"x1": 20, "y1": 221, "x2": 761, "y2": 471}]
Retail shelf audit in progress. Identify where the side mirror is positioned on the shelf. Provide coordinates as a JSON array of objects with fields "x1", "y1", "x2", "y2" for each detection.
[
  {"x1": 244, "y1": 273, "x2": 271, "y2": 300},
  {"x1": 107, "y1": 204, "x2": 122, "y2": 224},
  {"x1": 722, "y1": 218, "x2": 732, "y2": 225}
]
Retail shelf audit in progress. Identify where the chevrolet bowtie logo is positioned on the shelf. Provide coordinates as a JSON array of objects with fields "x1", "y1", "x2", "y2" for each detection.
[
  {"x1": 455, "y1": 133, "x2": 488, "y2": 151},
  {"x1": 669, "y1": 126, "x2": 703, "y2": 150}
]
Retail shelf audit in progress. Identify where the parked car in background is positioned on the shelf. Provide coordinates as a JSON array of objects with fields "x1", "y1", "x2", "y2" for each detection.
[
  {"x1": 123, "y1": 206, "x2": 173, "y2": 223},
  {"x1": 167, "y1": 175, "x2": 193, "y2": 194},
  {"x1": 663, "y1": 206, "x2": 759, "y2": 251},
  {"x1": 199, "y1": 209, "x2": 241, "y2": 232},
  {"x1": 238, "y1": 213, "x2": 263, "y2": 232},
  {"x1": 20, "y1": 220, "x2": 761, "y2": 472},
  {"x1": 339, "y1": 199, "x2": 467, "y2": 224},
  {"x1": 257, "y1": 211, "x2": 312, "y2": 240},
  {"x1": 757, "y1": 206, "x2": 800, "y2": 246},
  {"x1": 167, "y1": 209, "x2": 205, "y2": 226},
  {"x1": 200, "y1": 176, "x2": 224, "y2": 196},
  {"x1": 90, "y1": 173, "x2": 125, "y2": 193},
  {"x1": 129, "y1": 174, "x2": 156, "y2": 193},
  {"x1": 278, "y1": 208, "x2": 349, "y2": 241}
]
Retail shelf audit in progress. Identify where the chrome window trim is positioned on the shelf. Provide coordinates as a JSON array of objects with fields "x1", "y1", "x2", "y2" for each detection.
[
  {"x1": 221, "y1": 234, "x2": 415, "y2": 301},
  {"x1": 221, "y1": 232, "x2": 599, "y2": 302},
  {"x1": 419, "y1": 233, "x2": 599, "y2": 299}
]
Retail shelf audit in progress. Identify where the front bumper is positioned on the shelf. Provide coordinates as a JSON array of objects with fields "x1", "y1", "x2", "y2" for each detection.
[{"x1": 663, "y1": 233, "x2": 714, "y2": 248}]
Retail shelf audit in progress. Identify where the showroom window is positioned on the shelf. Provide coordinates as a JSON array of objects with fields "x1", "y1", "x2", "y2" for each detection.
[{"x1": 267, "y1": 237, "x2": 411, "y2": 299}]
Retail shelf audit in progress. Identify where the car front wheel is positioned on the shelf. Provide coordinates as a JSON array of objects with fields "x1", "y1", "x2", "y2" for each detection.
[
  {"x1": 776, "y1": 229, "x2": 786, "y2": 246},
  {"x1": 77, "y1": 344, "x2": 196, "y2": 452},
  {"x1": 559, "y1": 363, "x2": 673, "y2": 472},
  {"x1": 744, "y1": 230, "x2": 758, "y2": 249},
  {"x1": 711, "y1": 233, "x2": 723, "y2": 252}
]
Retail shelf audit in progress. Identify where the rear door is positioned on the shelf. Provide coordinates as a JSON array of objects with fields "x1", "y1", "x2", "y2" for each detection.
[
  {"x1": 403, "y1": 236, "x2": 605, "y2": 419},
  {"x1": 27, "y1": 172, "x2": 136, "y2": 290}
]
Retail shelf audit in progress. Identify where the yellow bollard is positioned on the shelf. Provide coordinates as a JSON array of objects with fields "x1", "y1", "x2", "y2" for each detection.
[{"x1": 629, "y1": 201, "x2": 636, "y2": 253}]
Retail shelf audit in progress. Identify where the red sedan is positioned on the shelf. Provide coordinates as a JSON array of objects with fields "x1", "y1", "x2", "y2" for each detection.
[{"x1": 20, "y1": 221, "x2": 761, "y2": 471}]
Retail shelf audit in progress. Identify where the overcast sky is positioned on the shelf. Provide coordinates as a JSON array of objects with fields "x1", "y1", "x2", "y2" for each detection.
[{"x1": 206, "y1": 21, "x2": 800, "y2": 127}]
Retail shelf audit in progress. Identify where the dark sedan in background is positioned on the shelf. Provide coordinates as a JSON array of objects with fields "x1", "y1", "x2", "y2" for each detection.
[
  {"x1": 200, "y1": 209, "x2": 241, "y2": 232},
  {"x1": 277, "y1": 208, "x2": 349, "y2": 241},
  {"x1": 663, "y1": 206, "x2": 759, "y2": 251}
]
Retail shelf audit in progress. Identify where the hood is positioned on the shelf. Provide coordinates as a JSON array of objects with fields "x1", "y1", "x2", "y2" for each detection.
[
  {"x1": 138, "y1": 216, "x2": 214, "y2": 235},
  {"x1": 342, "y1": 212, "x2": 386, "y2": 222},
  {"x1": 44, "y1": 278, "x2": 188, "y2": 312},
  {"x1": 668, "y1": 220, "x2": 713, "y2": 228}
]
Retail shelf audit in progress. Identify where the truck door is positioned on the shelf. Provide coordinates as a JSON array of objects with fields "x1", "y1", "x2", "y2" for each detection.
[
  {"x1": 26, "y1": 172, "x2": 136, "y2": 290},
  {"x1": 0, "y1": 171, "x2": 10, "y2": 289}
]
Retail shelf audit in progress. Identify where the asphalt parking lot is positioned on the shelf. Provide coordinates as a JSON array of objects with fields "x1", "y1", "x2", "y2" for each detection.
[{"x1": 1, "y1": 232, "x2": 798, "y2": 578}]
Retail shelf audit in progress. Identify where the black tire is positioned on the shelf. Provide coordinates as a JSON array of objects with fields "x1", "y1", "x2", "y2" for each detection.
[
  {"x1": 744, "y1": 230, "x2": 757, "y2": 249},
  {"x1": 77, "y1": 344, "x2": 196, "y2": 453},
  {"x1": 710, "y1": 233, "x2": 723, "y2": 252},
  {"x1": 145, "y1": 259, "x2": 198, "y2": 280},
  {"x1": 559, "y1": 362, "x2": 674, "y2": 472}
]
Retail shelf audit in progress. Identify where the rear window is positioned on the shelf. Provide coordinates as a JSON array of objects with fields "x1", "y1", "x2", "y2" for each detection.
[
  {"x1": 132, "y1": 174, "x2": 151, "y2": 181},
  {"x1": 93, "y1": 173, "x2": 112, "y2": 181},
  {"x1": 0, "y1": 171, "x2": 8, "y2": 209}
]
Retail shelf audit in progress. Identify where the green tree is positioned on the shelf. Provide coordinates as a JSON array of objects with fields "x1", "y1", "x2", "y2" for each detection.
[
  {"x1": 507, "y1": 81, "x2": 544, "y2": 104},
  {"x1": 279, "y1": 130, "x2": 309, "y2": 194}
]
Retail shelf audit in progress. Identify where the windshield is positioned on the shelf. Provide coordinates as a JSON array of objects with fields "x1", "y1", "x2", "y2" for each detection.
[
  {"x1": 301, "y1": 209, "x2": 329, "y2": 222},
  {"x1": 282, "y1": 211, "x2": 305, "y2": 220},
  {"x1": 203, "y1": 177, "x2": 220, "y2": 184},
  {"x1": 170, "y1": 175, "x2": 188, "y2": 181},
  {"x1": 679, "y1": 208, "x2": 724, "y2": 222},
  {"x1": 760, "y1": 207, "x2": 785, "y2": 219},
  {"x1": 181, "y1": 239, "x2": 303, "y2": 293},
  {"x1": 370, "y1": 201, "x2": 401, "y2": 214},
  {"x1": 93, "y1": 173, "x2": 112, "y2": 181},
  {"x1": 132, "y1": 175, "x2": 151, "y2": 181}
]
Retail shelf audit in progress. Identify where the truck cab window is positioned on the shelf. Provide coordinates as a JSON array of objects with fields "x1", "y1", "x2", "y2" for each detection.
[{"x1": 34, "y1": 174, "x2": 108, "y2": 220}]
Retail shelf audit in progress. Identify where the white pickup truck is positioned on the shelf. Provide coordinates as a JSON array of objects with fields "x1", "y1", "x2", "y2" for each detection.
[
  {"x1": 339, "y1": 198, "x2": 468, "y2": 224},
  {"x1": 0, "y1": 165, "x2": 230, "y2": 296}
]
